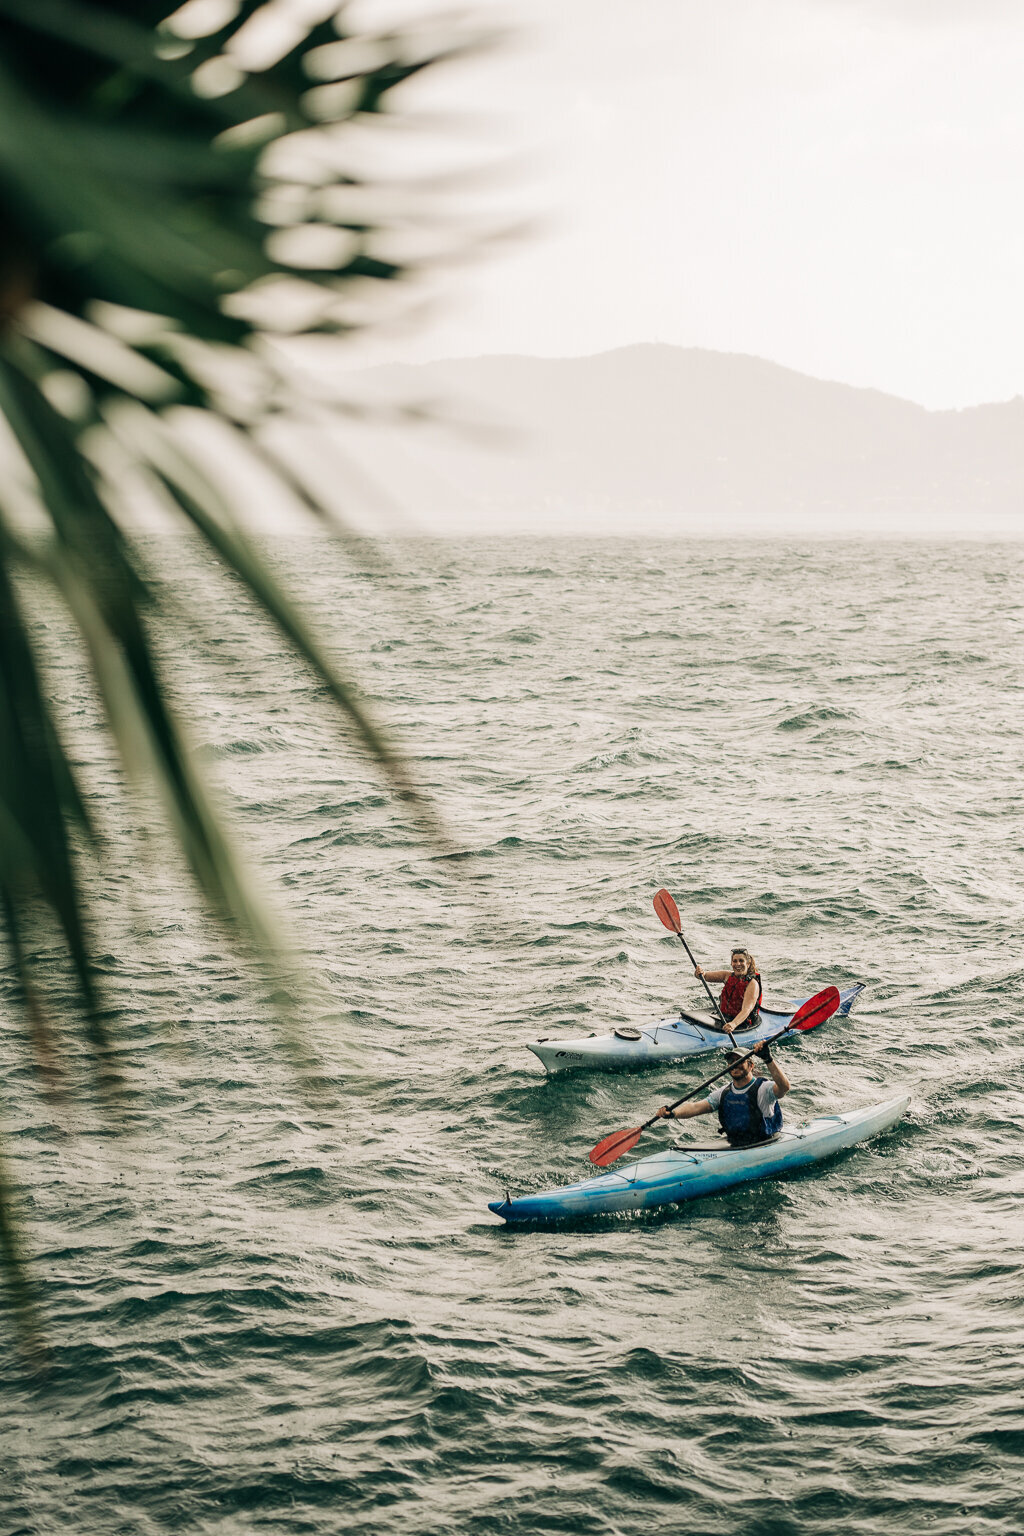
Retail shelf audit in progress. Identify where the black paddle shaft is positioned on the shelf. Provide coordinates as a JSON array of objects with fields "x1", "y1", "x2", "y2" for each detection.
[{"x1": 671, "y1": 931, "x2": 736, "y2": 1042}]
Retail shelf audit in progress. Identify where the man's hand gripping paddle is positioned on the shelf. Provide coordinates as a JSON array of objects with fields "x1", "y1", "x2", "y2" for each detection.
[
  {"x1": 587, "y1": 985, "x2": 842, "y2": 1168},
  {"x1": 652, "y1": 888, "x2": 737, "y2": 1045}
]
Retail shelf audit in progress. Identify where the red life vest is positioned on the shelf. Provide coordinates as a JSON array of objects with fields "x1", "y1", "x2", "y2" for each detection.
[{"x1": 720, "y1": 970, "x2": 761, "y2": 1022}]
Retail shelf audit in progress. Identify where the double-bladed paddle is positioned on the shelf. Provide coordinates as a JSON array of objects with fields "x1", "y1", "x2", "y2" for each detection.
[
  {"x1": 652, "y1": 887, "x2": 736, "y2": 1044},
  {"x1": 587, "y1": 984, "x2": 842, "y2": 1167}
]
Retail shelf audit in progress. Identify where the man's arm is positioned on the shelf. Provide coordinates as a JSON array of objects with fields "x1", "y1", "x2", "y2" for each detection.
[
  {"x1": 656, "y1": 1099, "x2": 713, "y2": 1121},
  {"x1": 756, "y1": 1042, "x2": 790, "y2": 1099}
]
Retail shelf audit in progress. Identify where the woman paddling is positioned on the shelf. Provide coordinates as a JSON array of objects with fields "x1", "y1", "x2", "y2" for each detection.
[{"x1": 694, "y1": 947, "x2": 762, "y2": 1033}]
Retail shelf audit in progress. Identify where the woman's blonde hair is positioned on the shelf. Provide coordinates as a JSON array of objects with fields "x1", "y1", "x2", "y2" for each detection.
[{"x1": 731, "y1": 947, "x2": 757, "y2": 975}]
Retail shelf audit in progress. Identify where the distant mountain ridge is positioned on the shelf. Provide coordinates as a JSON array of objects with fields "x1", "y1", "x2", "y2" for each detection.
[{"x1": 343, "y1": 344, "x2": 1024, "y2": 535}]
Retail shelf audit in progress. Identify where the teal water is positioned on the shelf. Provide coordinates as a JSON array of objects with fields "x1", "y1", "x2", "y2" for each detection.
[{"x1": 2, "y1": 538, "x2": 1023, "y2": 1535}]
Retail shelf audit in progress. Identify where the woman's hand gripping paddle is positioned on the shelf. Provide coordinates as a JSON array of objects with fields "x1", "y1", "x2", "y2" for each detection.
[
  {"x1": 587, "y1": 985, "x2": 842, "y2": 1168},
  {"x1": 652, "y1": 888, "x2": 736, "y2": 1045}
]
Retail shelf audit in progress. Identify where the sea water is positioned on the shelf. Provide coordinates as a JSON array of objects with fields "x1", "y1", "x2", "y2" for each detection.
[{"x1": 1, "y1": 538, "x2": 1022, "y2": 1535}]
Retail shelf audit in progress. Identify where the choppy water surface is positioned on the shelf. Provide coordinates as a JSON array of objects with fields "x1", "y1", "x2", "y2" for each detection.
[{"x1": 3, "y1": 538, "x2": 1023, "y2": 1536}]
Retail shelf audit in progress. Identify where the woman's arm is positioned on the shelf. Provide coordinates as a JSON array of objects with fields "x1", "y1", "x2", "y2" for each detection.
[{"x1": 694, "y1": 967, "x2": 729, "y2": 983}]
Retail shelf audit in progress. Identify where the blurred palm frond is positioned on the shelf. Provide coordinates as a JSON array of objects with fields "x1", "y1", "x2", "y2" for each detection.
[{"x1": 0, "y1": 0, "x2": 492, "y2": 1322}]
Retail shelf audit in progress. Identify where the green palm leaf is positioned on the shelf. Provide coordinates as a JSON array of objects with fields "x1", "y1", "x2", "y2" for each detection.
[{"x1": 0, "y1": 0, "x2": 488, "y2": 1329}]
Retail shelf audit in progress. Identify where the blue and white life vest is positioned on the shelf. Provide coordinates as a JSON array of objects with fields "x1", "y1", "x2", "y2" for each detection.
[{"x1": 717, "y1": 1078, "x2": 783, "y2": 1147}]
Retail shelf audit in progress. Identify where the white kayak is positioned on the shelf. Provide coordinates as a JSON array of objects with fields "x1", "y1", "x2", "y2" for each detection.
[
  {"x1": 526, "y1": 984, "x2": 865, "y2": 1073},
  {"x1": 489, "y1": 1094, "x2": 909, "y2": 1223}
]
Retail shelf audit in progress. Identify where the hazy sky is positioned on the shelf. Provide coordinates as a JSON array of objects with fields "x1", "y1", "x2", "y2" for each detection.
[{"x1": 344, "y1": 0, "x2": 1024, "y2": 409}]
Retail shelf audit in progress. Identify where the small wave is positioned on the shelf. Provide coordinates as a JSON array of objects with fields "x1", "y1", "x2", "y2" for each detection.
[
  {"x1": 622, "y1": 630, "x2": 684, "y2": 642},
  {"x1": 237, "y1": 1164, "x2": 334, "y2": 1204},
  {"x1": 777, "y1": 706, "x2": 854, "y2": 731},
  {"x1": 494, "y1": 627, "x2": 540, "y2": 643}
]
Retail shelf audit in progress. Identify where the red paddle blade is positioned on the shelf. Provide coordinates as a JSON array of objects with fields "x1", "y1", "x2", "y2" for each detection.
[
  {"x1": 788, "y1": 985, "x2": 842, "y2": 1032},
  {"x1": 589, "y1": 1125, "x2": 644, "y2": 1167},
  {"x1": 653, "y1": 888, "x2": 682, "y2": 934}
]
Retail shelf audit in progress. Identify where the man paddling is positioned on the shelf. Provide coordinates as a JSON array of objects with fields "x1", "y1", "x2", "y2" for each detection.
[{"x1": 654, "y1": 1041, "x2": 790, "y2": 1147}]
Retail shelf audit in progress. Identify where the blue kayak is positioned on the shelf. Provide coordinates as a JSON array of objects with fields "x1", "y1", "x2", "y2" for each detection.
[
  {"x1": 526, "y1": 984, "x2": 865, "y2": 1073},
  {"x1": 489, "y1": 1095, "x2": 909, "y2": 1223}
]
